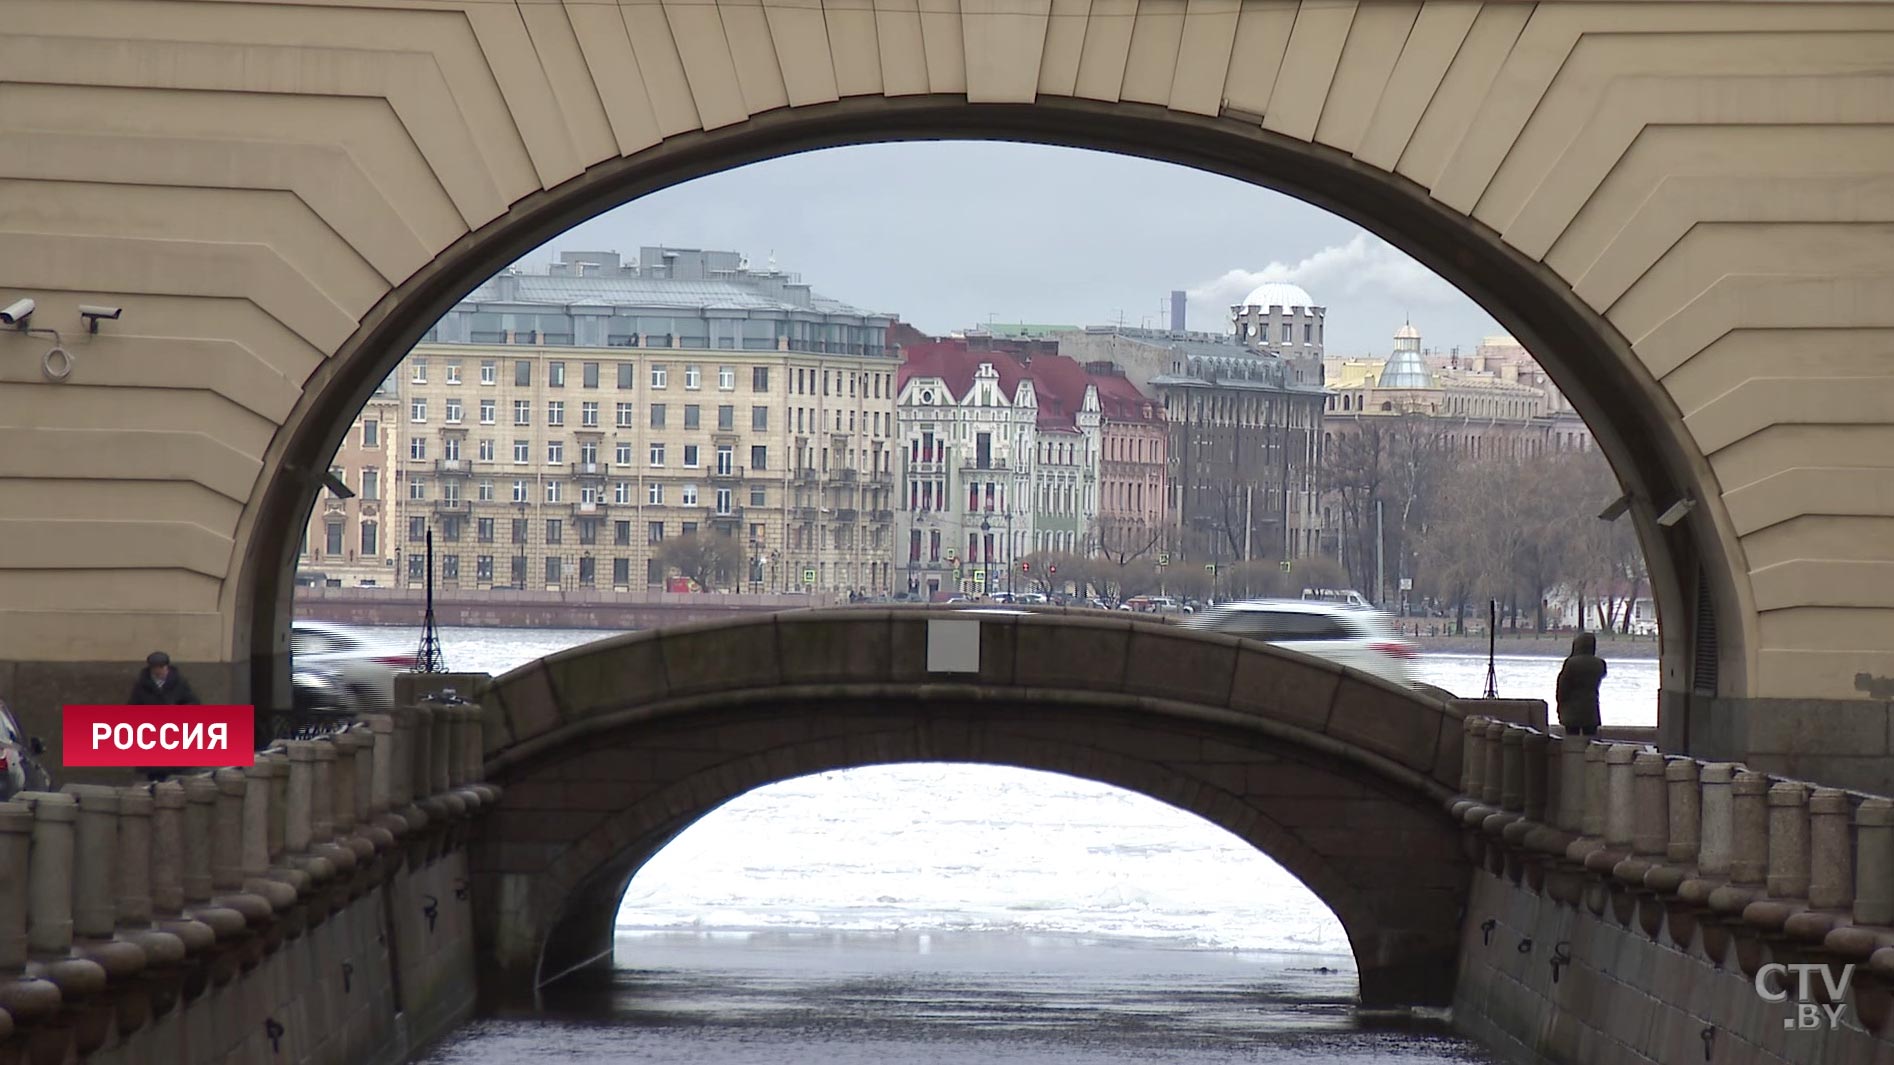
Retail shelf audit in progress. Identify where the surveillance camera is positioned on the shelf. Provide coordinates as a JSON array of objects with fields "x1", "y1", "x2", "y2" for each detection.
[
  {"x1": 77, "y1": 304, "x2": 123, "y2": 333},
  {"x1": 0, "y1": 298, "x2": 34, "y2": 326}
]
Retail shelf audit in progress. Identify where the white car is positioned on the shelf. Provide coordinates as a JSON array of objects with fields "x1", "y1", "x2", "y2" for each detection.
[
  {"x1": 1184, "y1": 599, "x2": 1419, "y2": 688},
  {"x1": 291, "y1": 620, "x2": 416, "y2": 711}
]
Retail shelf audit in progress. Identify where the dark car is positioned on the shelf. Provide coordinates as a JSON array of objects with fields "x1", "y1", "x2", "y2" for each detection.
[{"x1": 0, "y1": 697, "x2": 52, "y2": 800}]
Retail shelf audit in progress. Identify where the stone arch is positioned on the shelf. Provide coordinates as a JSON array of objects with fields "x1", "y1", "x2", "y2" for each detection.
[{"x1": 469, "y1": 610, "x2": 1473, "y2": 1009}]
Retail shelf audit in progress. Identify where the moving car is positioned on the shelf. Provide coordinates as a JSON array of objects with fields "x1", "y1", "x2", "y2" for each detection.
[
  {"x1": 0, "y1": 697, "x2": 52, "y2": 800},
  {"x1": 291, "y1": 620, "x2": 416, "y2": 712},
  {"x1": 1184, "y1": 599, "x2": 1419, "y2": 688}
]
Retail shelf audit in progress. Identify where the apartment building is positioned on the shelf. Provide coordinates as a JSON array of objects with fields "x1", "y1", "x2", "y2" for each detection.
[
  {"x1": 297, "y1": 384, "x2": 398, "y2": 586},
  {"x1": 371, "y1": 248, "x2": 897, "y2": 594}
]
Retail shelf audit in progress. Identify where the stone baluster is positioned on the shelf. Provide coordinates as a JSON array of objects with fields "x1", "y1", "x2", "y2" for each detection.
[
  {"x1": 430, "y1": 703, "x2": 453, "y2": 796},
  {"x1": 1481, "y1": 720, "x2": 1505, "y2": 807},
  {"x1": 1500, "y1": 728, "x2": 1525, "y2": 813},
  {"x1": 0, "y1": 801, "x2": 33, "y2": 971},
  {"x1": 115, "y1": 787, "x2": 154, "y2": 930},
  {"x1": 1463, "y1": 716, "x2": 1488, "y2": 798},
  {"x1": 67, "y1": 786, "x2": 125, "y2": 943},
  {"x1": 332, "y1": 731, "x2": 360, "y2": 834},
  {"x1": 463, "y1": 705, "x2": 485, "y2": 786},
  {"x1": 1766, "y1": 781, "x2": 1812, "y2": 900},
  {"x1": 1808, "y1": 789, "x2": 1853, "y2": 912},
  {"x1": 445, "y1": 706, "x2": 467, "y2": 788},
  {"x1": 25, "y1": 791, "x2": 79, "y2": 956},
  {"x1": 369, "y1": 715, "x2": 396, "y2": 818},
  {"x1": 1605, "y1": 745, "x2": 1637, "y2": 851},
  {"x1": 1854, "y1": 798, "x2": 1894, "y2": 924},
  {"x1": 1665, "y1": 759, "x2": 1701, "y2": 864},
  {"x1": 351, "y1": 725, "x2": 374, "y2": 820},
  {"x1": 1730, "y1": 770, "x2": 1769, "y2": 886},
  {"x1": 313, "y1": 741, "x2": 336, "y2": 843},
  {"x1": 286, "y1": 742, "x2": 316, "y2": 856},
  {"x1": 1558, "y1": 735, "x2": 1588, "y2": 834},
  {"x1": 1697, "y1": 763, "x2": 1739, "y2": 879},
  {"x1": 410, "y1": 705, "x2": 433, "y2": 801},
  {"x1": 180, "y1": 777, "x2": 217, "y2": 905},
  {"x1": 1632, "y1": 751, "x2": 1668, "y2": 857},
  {"x1": 149, "y1": 784, "x2": 185, "y2": 917},
  {"x1": 392, "y1": 708, "x2": 416, "y2": 809},
  {"x1": 1582, "y1": 742, "x2": 1609, "y2": 839},
  {"x1": 241, "y1": 760, "x2": 272, "y2": 887},
  {"x1": 211, "y1": 770, "x2": 249, "y2": 896},
  {"x1": 1522, "y1": 731, "x2": 1550, "y2": 822}
]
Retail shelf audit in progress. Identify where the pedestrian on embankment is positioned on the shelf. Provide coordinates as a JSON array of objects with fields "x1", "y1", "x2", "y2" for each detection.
[
  {"x1": 1556, "y1": 632, "x2": 1606, "y2": 737},
  {"x1": 128, "y1": 650, "x2": 200, "y2": 782}
]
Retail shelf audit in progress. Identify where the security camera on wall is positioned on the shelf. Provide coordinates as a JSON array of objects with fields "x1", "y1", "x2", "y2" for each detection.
[{"x1": 0, "y1": 298, "x2": 34, "y2": 326}]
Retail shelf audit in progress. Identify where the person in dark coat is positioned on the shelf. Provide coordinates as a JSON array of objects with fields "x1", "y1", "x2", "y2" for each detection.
[
  {"x1": 1556, "y1": 632, "x2": 1607, "y2": 736},
  {"x1": 128, "y1": 651, "x2": 200, "y2": 706}
]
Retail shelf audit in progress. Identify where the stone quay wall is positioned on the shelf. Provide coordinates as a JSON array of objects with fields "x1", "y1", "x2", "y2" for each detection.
[
  {"x1": 1449, "y1": 715, "x2": 1894, "y2": 1064},
  {"x1": 0, "y1": 699, "x2": 498, "y2": 1065}
]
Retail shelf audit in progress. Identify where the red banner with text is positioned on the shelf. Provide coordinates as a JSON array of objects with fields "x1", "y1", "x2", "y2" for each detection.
[{"x1": 61, "y1": 706, "x2": 255, "y2": 767}]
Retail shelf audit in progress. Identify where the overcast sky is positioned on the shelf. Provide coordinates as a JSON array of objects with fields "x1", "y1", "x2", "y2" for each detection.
[{"x1": 522, "y1": 141, "x2": 1505, "y2": 358}]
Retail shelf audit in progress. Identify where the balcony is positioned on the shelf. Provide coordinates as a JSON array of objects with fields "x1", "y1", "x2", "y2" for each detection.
[
  {"x1": 570, "y1": 499, "x2": 606, "y2": 517},
  {"x1": 791, "y1": 506, "x2": 819, "y2": 523},
  {"x1": 835, "y1": 468, "x2": 859, "y2": 483},
  {"x1": 321, "y1": 497, "x2": 348, "y2": 515},
  {"x1": 710, "y1": 508, "x2": 743, "y2": 529},
  {"x1": 834, "y1": 508, "x2": 859, "y2": 523},
  {"x1": 794, "y1": 467, "x2": 819, "y2": 484},
  {"x1": 570, "y1": 460, "x2": 607, "y2": 479},
  {"x1": 433, "y1": 498, "x2": 471, "y2": 515},
  {"x1": 961, "y1": 458, "x2": 1009, "y2": 472},
  {"x1": 709, "y1": 465, "x2": 744, "y2": 483},
  {"x1": 868, "y1": 509, "x2": 894, "y2": 524},
  {"x1": 868, "y1": 470, "x2": 893, "y2": 485},
  {"x1": 435, "y1": 458, "x2": 471, "y2": 476}
]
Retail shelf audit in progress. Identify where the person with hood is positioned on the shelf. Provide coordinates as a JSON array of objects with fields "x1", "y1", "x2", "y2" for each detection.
[
  {"x1": 1556, "y1": 632, "x2": 1607, "y2": 736},
  {"x1": 128, "y1": 650, "x2": 200, "y2": 706}
]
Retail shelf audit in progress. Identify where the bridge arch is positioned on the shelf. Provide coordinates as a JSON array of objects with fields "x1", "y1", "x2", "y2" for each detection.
[{"x1": 469, "y1": 610, "x2": 1473, "y2": 1009}]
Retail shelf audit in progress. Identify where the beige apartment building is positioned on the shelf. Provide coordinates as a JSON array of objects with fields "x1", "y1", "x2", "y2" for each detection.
[
  {"x1": 298, "y1": 386, "x2": 399, "y2": 587},
  {"x1": 304, "y1": 249, "x2": 898, "y2": 595}
]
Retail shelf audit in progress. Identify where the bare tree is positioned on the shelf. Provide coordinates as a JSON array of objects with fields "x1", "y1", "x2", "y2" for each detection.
[
  {"x1": 1089, "y1": 517, "x2": 1165, "y2": 600},
  {"x1": 653, "y1": 531, "x2": 745, "y2": 591}
]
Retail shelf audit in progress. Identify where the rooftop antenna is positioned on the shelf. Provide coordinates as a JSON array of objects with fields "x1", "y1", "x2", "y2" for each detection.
[{"x1": 415, "y1": 529, "x2": 446, "y2": 674}]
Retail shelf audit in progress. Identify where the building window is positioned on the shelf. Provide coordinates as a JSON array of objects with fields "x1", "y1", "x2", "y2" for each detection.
[
  {"x1": 647, "y1": 557, "x2": 662, "y2": 585},
  {"x1": 514, "y1": 360, "x2": 531, "y2": 387},
  {"x1": 408, "y1": 555, "x2": 425, "y2": 580},
  {"x1": 717, "y1": 405, "x2": 734, "y2": 431},
  {"x1": 409, "y1": 437, "x2": 427, "y2": 461},
  {"x1": 715, "y1": 487, "x2": 733, "y2": 515},
  {"x1": 512, "y1": 518, "x2": 528, "y2": 544},
  {"x1": 650, "y1": 403, "x2": 666, "y2": 428},
  {"x1": 752, "y1": 406, "x2": 768, "y2": 431},
  {"x1": 749, "y1": 486, "x2": 766, "y2": 507},
  {"x1": 442, "y1": 436, "x2": 462, "y2": 462},
  {"x1": 510, "y1": 555, "x2": 527, "y2": 586},
  {"x1": 715, "y1": 446, "x2": 734, "y2": 475},
  {"x1": 684, "y1": 365, "x2": 701, "y2": 390},
  {"x1": 648, "y1": 521, "x2": 664, "y2": 545},
  {"x1": 478, "y1": 439, "x2": 495, "y2": 462},
  {"x1": 408, "y1": 517, "x2": 426, "y2": 542},
  {"x1": 476, "y1": 398, "x2": 494, "y2": 425},
  {"x1": 683, "y1": 444, "x2": 699, "y2": 467},
  {"x1": 682, "y1": 483, "x2": 698, "y2": 506},
  {"x1": 613, "y1": 557, "x2": 630, "y2": 585},
  {"x1": 750, "y1": 445, "x2": 768, "y2": 471},
  {"x1": 513, "y1": 440, "x2": 529, "y2": 464},
  {"x1": 514, "y1": 400, "x2": 531, "y2": 426},
  {"x1": 579, "y1": 555, "x2": 596, "y2": 584},
  {"x1": 752, "y1": 366, "x2": 769, "y2": 392},
  {"x1": 324, "y1": 522, "x2": 344, "y2": 556},
  {"x1": 615, "y1": 441, "x2": 632, "y2": 465},
  {"x1": 410, "y1": 398, "x2": 427, "y2": 423},
  {"x1": 478, "y1": 517, "x2": 494, "y2": 542},
  {"x1": 445, "y1": 398, "x2": 462, "y2": 424},
  {"x1": 477, "y1": 555, "x2": 494, "y2": 581},
  {"x1": 649, "y1": 442, "x2": 665, "y2": 467},
  {"x1": 546, "y1": 480, "x2": 563, "y2": 503},
  {"x1": 615, "y1": 520, "x2": 631, "y2": 546},
  {"x1": 583, "y1": 362, "x2": 599, "y2": 389},
  {"x1": 546, "y1": 557, "x2": 562, "y2": 585},
  {"x1": 480, "y1": 359, "x2": 497, "y2": 385},
  {"x1": 546, "y1": 518, "x2": 563, "y2": 544},
  {"x1": 512, "y1": 480, "x2": 528, "y2": 503},
  {"x1": 411, "y1": 358, "x2": 427, "y2": 384},
  {"x1": 718, "y1": 365, "x2": 735, "y2": 390},
  {"x1": 648, "y1": 482, "x2": 664, "y2": 505},
  {"x1": 547, "y1": 441, "x2": 565, "y2": 464},
  {"x1": 614, "y1": 481, "x2": 631, "y2": 504},
  {"x1": 360, "y1": 468, "x2": 379, "y2": 500},
  {"x1": 581, "y1": 401, "x2": 599, "y2": 427},
  {"x1": 579, "y1": 440, "x2": 599, "y2": 465},
  {"x1": 650, "y1": 364, "x2": 668, "y2": 389},
  {"x1": 445, "y1": 361, "x2": 462, "y2": 385},
  {"x1": 547, "y1": 401, "x2": 565, "y2": 426},
  {"x1": 442, "y1": 554, "x2": 460, "y2": 580},
  {"x1": 362, "y1": 419, "x2": 379, "y2": 447},
  {"x1": 615, "y1": 402, "x2": 634, "y2": 427},
  {"x1": 684, "y1": 404, "x2": 701, "y2": 430},
  {"x1": 617, "y1": 362, "x2": 634, "y2": 389},
  {"x1": 549, "y1": 362, "x2": 566, "y2": 388}
]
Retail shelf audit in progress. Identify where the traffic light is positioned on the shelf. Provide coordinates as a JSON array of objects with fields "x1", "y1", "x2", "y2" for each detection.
[
  {"x1": 1048, "y1": 564, "x2": 1057, "y2": 575},
  {"x1": 1021, "y1": 561, "x2": 1032, "y2": 573}
]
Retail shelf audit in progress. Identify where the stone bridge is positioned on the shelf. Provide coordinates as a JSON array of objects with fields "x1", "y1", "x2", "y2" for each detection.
[
  {"x1": 1, "y1": 0, "x2": 1893, "y2": 795},
  {"x1": 457, "y1": 609, "x2": 1477, "y2": 1009}
]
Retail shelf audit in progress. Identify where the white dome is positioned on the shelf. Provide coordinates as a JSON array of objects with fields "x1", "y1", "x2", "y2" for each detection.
[
  {"x1": 1237, "y1": 281, "x2": 1317, "y2": 312},
  {"x1": 1394, "y1": 322, "x2": 1420, "y2": 340}
]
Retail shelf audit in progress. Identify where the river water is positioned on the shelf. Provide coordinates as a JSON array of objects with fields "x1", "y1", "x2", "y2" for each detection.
[{"x1": 385, "y1": 624, "x2": 1656, "y2": 1064}]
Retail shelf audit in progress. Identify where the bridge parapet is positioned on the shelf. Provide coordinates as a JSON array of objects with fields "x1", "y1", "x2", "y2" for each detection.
[
  {"x1": 0, "y1": 698, "x2": 499, "y2": 1064},
  {"x1": 1451, "y1": 716, "x2": 1894, "y2": 1062}
]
